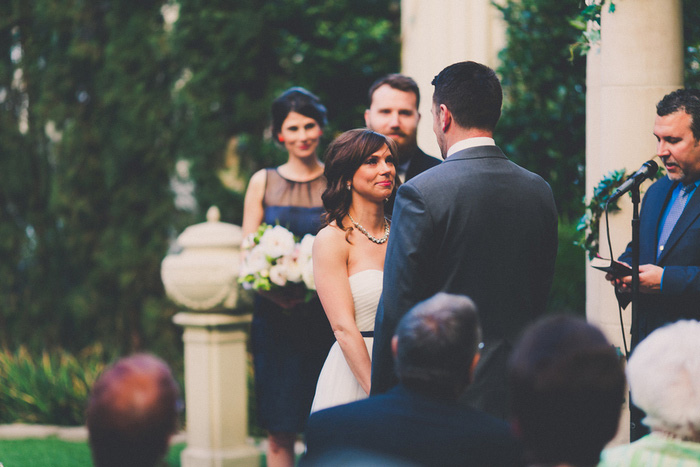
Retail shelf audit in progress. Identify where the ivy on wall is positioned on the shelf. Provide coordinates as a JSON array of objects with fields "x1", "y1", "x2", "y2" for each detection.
[
  {"x1": 570, "y1": 1, "x2": 616, "y2": 56},
  {"x1": 576, "y1": 168, "x2": 663, "y2": 259},
  {"x1": 575, "y1": 170, "x2": 626, "y2": 259}
]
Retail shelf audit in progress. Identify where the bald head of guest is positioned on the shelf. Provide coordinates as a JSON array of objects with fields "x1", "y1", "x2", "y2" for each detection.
[
  {"x1": 392, "y1": 292, "x2": 481, "y2": 400},
  {"x1": 86, "y1": 353, "x2": 180, "y2": 467}
]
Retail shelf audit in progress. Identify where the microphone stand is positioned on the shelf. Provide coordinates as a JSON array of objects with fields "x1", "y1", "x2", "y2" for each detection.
[{"x1": 630, "y1": 182, "x2": 641, "y2": 337}]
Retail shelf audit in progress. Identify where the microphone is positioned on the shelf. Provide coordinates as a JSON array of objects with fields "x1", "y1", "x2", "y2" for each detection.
[{"x1": 608, "y1": 160, "x2": 659, "y2": 202}]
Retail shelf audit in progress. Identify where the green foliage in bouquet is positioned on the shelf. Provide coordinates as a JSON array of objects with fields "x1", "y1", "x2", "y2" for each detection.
[{"x1": 239, "y1": 223, "x2": 278, "y2": 292}]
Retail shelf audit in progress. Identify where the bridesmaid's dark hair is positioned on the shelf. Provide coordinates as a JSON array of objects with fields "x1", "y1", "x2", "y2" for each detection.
[
  {"x1": 271, "y1": 87, "x2": 327, "y2": 139},
  {"x1": 322, "y1": 129, "x2": 398, "y2": 232}
]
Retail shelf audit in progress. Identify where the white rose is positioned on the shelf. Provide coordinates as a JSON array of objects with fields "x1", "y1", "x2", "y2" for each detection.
[
  {"x1": 259, "y1": 225, "x2": 296, "y2": 259},
  {"x1": 269, "y1": 263, "x2": 288, "y2": 287},
  {"x1": 241, "y1": 233, "x2": 256, "y2": 251},
  {"x1": 241, "y1": 245, "x2": 269, "y2": 277},
  {"x1": 299, "y1": 234, "x2": 315, "y2": 258},
  {"x1": 279, "y1": 254, "x2": 303, "y2": 283},
  {"x1": 302, "y1": 259, "x2": 315, "y2": 291}
]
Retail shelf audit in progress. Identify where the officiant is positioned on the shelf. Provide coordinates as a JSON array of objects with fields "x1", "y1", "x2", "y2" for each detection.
[{"x1": 606, "y1": 88, "x2": 700, "y2": 440}]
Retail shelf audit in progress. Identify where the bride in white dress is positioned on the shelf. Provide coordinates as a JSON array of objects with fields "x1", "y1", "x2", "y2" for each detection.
[{"x1": 310, "y1": 129, "x2": 397, "y2": 413}]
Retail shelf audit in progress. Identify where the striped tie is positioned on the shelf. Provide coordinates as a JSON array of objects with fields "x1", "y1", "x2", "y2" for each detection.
[{"x1": 658, "y1": 183, "x2": 695, "y2": 260}]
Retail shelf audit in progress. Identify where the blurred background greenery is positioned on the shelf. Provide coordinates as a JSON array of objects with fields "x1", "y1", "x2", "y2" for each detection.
[{"x1": 2, "y1": 0, "x2": 700, "y2": 426}]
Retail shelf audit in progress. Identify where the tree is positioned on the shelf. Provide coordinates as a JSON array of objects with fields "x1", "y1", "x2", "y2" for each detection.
[
  {"x1": 0, "y1": 0, "x2": 182, "y2": 358},
  {"x1": 495, "y1": 0, "x2": 587, "y2": 222},
  {"x1": 685, "y1": 0, "x2": 700, "y2": 89}
]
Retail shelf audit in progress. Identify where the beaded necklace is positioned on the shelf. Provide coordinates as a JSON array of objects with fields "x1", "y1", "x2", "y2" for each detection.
[{"x1": 348, "y1": 214, "x2": 390, "y2": 244}]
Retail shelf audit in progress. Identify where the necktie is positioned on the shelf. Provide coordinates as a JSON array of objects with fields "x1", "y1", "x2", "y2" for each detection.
[{"x1": 657, "y1": 183, "x2": 695, "y2": 260}]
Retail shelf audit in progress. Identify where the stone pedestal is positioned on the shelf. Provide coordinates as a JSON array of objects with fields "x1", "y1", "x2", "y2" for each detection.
[{"x1": 173, "y1": 312, "x2": 260, "y2": 467}]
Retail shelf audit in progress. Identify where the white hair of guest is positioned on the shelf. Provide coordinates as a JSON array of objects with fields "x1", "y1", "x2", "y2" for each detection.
[{"x1": 627, "y1": 319, "x2": 700, "y2": 440}]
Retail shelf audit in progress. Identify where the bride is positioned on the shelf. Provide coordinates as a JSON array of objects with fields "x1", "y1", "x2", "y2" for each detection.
[{"x1": 310, "y1": 129, "x2": 397, "y2": 413}]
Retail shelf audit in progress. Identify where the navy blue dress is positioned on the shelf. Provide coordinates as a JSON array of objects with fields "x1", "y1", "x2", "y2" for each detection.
[{"x1": 250, "y1": 169, "x2": 335, "y2": 433}]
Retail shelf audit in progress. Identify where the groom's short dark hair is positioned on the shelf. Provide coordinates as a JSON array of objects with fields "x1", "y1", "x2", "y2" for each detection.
[
  {"x1": 431, "y1": 61, "x2": 502, "y2": 132},
  {"x1": 394, "y1": 293, "x2": 481, "y2": 399}
]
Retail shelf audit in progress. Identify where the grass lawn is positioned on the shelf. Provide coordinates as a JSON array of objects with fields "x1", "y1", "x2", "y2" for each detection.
[{"x1": 0, "y1": 438, "x2": 186, "y2": 466}]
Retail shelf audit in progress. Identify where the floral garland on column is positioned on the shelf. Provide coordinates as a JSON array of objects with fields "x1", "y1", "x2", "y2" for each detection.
[{"x1": 576, "y1": 167, "x2": 662, "y2": 259}]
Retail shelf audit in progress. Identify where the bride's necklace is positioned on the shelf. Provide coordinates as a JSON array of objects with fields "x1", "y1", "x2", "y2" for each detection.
[{"x1": 348, "y1": 214, "x2": 390, "y2": 244}]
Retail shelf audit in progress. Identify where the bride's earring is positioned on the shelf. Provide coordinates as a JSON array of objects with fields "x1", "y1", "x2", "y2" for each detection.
[{"x1": 346, "y1": 183, "x2": 352, "y2": 191}]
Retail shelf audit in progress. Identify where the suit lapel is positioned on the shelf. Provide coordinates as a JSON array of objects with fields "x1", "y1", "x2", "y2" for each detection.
[{"x1": 659, "y1": 183, "x2": 700, "y2": 263}]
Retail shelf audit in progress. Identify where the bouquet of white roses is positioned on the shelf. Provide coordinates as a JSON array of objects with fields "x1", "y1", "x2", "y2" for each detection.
[{"x1": 238, "y1": 223, "x2": 316, "y2": 309}]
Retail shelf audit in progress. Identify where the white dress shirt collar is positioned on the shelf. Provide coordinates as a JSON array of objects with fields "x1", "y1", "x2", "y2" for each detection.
[{"x1": 446, "y1": 137, "x2": 495, "y2": 158}]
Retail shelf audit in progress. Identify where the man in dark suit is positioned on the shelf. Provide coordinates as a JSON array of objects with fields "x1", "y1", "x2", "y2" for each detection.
[
  {"x1": 371, "y1": 61, "x2": 558, "y2": 420},
  {"x1": 302, "y1": 293, "x2": 523, "y2": 467},
  {"x1": 364, "y1": 73, "x2": 441, "y2": 183},
  {"x1": 607, "y1": 88, "x2": 700, "y2": 439}
]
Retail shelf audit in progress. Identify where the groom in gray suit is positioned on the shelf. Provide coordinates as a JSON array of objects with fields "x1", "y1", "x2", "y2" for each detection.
[{"x1": 371, "y1": 61, "x2": 558, "y2": 419}]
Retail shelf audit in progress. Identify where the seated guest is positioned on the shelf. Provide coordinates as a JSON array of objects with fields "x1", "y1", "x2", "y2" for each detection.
[
  {"x1": 301, "y1": 292, "x2": 523, "y2": 466},
  {"x1": 509, "y1": 315, "x2": 626, "y2": 467},
  {"x1": 86, "y1": 353, "x2": 181, "y2": 467},
  {"x1": 599, "y1": 320, "x2": 700, "y2": 466}
]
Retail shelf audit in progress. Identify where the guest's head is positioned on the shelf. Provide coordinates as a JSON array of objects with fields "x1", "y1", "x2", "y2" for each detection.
[
  {"x1": 392, "y1": 293, "x2": 481, "y2": 400},
  {"x1": 368, "y1": 74, "x2": 421, "y2": 109},
  {"x1": 321, "y1": 128, "x2": 397, "y2": 229},
  {"x1": 431, "y1": 61, "x2": 502, "y2": 133},
  {"x1": 509, "y1": 315, "x2": 625, "y2": 467},
  {"x1": 365, "y1": 74, "x2": 421, "y2": 153},
  {"x1": 87, "y1": 354, "x2": 181, "y2": 467},
  {"x1": 271, "y1": 87, "x2": 327, "y2": 158},
  {"x1": 627, "y1": 319, "x2": 700, "y2": 441}
]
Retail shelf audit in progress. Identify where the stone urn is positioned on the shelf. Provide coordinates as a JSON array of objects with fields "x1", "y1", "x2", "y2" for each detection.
[
  {"x1": 161, "y1": 206, "x2": 242, "y2": 311},
  {"x1": 162, "y1": 207, "x2": 259, "y2": 467}
]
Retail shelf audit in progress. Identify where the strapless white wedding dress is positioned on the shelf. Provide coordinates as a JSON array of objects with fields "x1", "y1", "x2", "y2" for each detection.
[{"x1": 310, "y1": 269, "x2": 382, "y2": 413}]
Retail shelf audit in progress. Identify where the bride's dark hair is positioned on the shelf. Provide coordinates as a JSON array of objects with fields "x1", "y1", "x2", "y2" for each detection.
[{"x1": 322, "y1": 129, "x2": 398, "y2": 231}]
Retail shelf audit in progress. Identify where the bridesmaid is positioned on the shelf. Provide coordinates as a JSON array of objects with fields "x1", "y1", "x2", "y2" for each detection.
[{"x1": 241, "y1": 87, "x2": 334, "y2": 467}]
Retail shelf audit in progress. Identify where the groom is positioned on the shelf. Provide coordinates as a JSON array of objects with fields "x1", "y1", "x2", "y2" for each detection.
[{"x1": 371, "y1": 61, "x2": 558, "y2": 419}]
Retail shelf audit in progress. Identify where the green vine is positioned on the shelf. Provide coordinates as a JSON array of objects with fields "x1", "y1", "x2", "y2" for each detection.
[
  {"x1": 570, "y1": 1, "x2": 616, "y2": 57},
  {"x1": 575, "y1": 167, "x2": 662, "y2": 259},
  {"x1": 576, "y1": 169, "x2": 626, "y2": 259}
]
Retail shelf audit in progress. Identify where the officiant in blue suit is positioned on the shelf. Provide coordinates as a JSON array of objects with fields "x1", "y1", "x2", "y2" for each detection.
[
  {"x1": 610, "y1": 89, "x2": 700, "y2": 348},
  {"x1": 371, "y1": 61, "x2": 558, "y2": 420},
  {"x1": 301, "y1": 293, "x2": 523, "y2": 467},
  {"x1": 607, "y1": 88, "x2": 700, "y2": 439}
]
